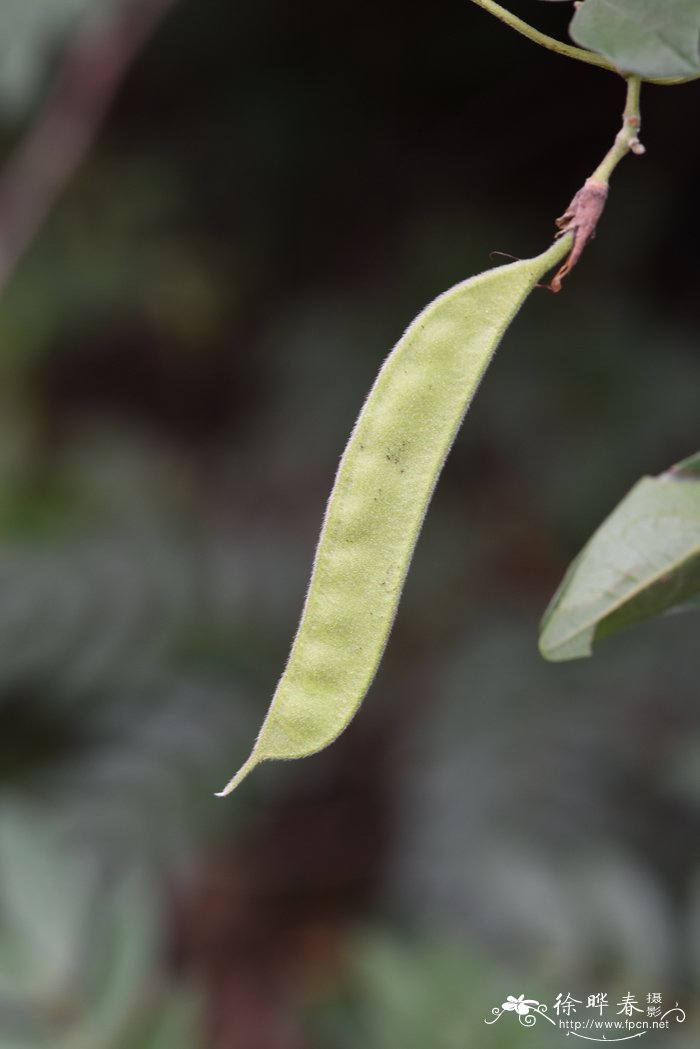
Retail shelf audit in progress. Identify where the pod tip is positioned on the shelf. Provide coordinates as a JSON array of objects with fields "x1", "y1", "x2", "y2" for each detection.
[{"x1": 214, "y1": 755, "x2": 258, "y2": 797}]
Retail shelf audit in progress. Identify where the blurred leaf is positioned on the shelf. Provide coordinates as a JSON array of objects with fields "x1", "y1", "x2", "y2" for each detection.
[
  {"x1": 127, "y1": 992, "x2": 203, "y2": 1049},
  {"x1": 570, "y1": 0, "x2": 700, "y2": 79},
  {"x1": 0, "y1": 0, "x2": 110, "y2": 118},
  {"x1": 0, "y1": 1040, "x2": 51, "y2": 1049},
  {"x1": 315, "y1": 927, "x2": 700, "y2": 1049},
  {"x1": 0, "y1": 803, "x2": 205, "y2": 1047},
  {"x1": 83, "y1": 871, "x2": 160, "y2": 1045},
  {"x1": 0, "y1": 805, "x2": 94, "y2": 1001},
  {"x1": 540, "y1": 453, "x2": 700, "y2": 661},
  {"x1": 316, "y1": 932, "x2": 557, "y2": 1049}
]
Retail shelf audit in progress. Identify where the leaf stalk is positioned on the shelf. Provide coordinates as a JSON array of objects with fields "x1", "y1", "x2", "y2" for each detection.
[
  {"x1": 548, "y1": 76, "x2": 643, "y2": 290},
  {"x1": 468, "y1": 0, "x2": 615, "y2": 72},
  {"x1": 591, "y1": 75, "x2": 644, "y2": 184},
  {"x1": 467, "y1": 0, "x2": 700, "y2": 85}
]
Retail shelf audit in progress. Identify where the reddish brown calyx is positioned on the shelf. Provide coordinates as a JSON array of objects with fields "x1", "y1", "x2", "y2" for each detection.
[{"x1": 548, "y1": 177, "x2": 608, "y2": 292}]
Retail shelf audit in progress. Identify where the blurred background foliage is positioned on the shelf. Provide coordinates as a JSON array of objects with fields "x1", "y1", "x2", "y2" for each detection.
[{"x1": 0, "y1": 0, "x2": 697, "y2": 1046}]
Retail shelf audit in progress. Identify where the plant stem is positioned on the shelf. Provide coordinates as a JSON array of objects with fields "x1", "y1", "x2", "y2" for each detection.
[
  {"x1": 547, "y1": 76, "x2": 644, "y2": 290},
  {"x1": 467, "y1": 0, "x2": 616, "y2": 73},
  {"x1": 590, "y1": 75, "x2": 644, "y2": 184},
  {"x1": 467, "y1": 0, "x2": 700, "y2": 85}
]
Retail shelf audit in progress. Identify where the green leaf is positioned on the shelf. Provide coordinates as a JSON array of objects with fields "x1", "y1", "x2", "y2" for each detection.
[
  {"x1": 83, "y1": 871, "x2": 160, "y2": 1046},
  {"x1": 540, "y1": 452, "x2": 700, "y2": 661},
  {"x1": 570, "y1": 0, "x2": 700, "y2": 79},
  {"x1": 0, "y1": 806, "x2": 94, "y2": 1002}
]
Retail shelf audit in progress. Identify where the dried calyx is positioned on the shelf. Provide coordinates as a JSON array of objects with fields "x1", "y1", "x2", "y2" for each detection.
[{"x1": 548, "y1": 177, "x2": 609, "y2": 292}]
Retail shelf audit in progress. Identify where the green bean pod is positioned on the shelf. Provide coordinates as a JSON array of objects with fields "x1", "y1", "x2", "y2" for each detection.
[{"x1": 217, "y1": 236, "x2": 570, "y2": 795}]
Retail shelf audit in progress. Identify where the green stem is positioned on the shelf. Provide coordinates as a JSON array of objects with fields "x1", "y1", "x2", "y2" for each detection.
[
  {"x1": 591, "y1": 75, "x2": 644, "y2": 184},
  {"x1": 467, "y1": 0, "x2": 700, "y2": 85},
  {"x1": 468, "y1": 0, "x2": 617, "y2": 73},
  {"x1": 546, "y1": 76, "x2": 644, "y2": 290}
]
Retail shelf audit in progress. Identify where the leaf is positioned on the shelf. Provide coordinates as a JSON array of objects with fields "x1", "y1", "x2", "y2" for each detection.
[
  {"x1": 83, "y1": 870, "x2": 160, "y2": 1046},
  {"x1": 540, "y1": 452, "x2": 700, "y2": 661},
  {"x1": 570, "y1": 0, "x2": 700, "y2": 79},
  {"x1": 0, "y1": 0, "x2": 109, "y2": 119},
  {"x1": 0, "y1": 805, "x2": 94, "y2": 1001}
]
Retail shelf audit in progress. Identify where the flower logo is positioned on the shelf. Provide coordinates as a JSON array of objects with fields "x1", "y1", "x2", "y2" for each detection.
[
  {"x1": 485, "y1": 994, "x2": 550, "y2": 1028},
  {"x1": 502, "y1": 994, "x2": 539, "y2": 1016}
]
